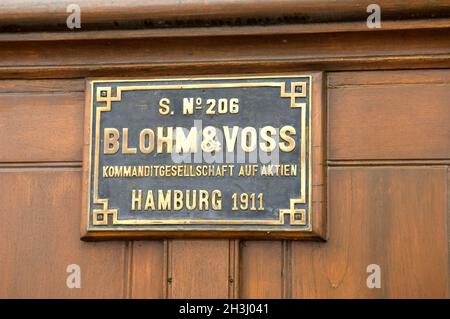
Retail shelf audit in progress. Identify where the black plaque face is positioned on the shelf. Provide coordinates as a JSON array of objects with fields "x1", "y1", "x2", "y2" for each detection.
[{"x1": 84, "y1": 75, "x2": 314, "y2": 237}]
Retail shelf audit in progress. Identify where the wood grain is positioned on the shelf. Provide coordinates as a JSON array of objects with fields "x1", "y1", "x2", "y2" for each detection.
[
  {"x1": 168, "y1": 240, "x2": 230, "y2": 298},
  {"x1": 0, "y1": 169, "x2": 126, "y2": 298},
  {"x1": 0, "y1": 29, "x2": 449, "y2": 80},
  {"x1": 240, "y1": 241, "x2": 283, "y2": 298},
  {"x1": 1, "y1": 19, "x2": 450, "y2": 43},
  {"x1": 0, "y1": 31, "x2": 444, "y2": 67},
  {"x1": 0, "y1": 4, "x2": 449, "y2": 299},
  {"x1": 291, "y1": 167, "x2": 449, "y2": 298},
  {"x1": 0, "y1": 79, "x2": 84, "y2": 93},
  {"x1": 130, "y1": 241, "x2": 165, "y2": 298},
  {"x1": 0, "y1": 92, "x2": 83, "y2": 162},
  {"x1": 311, "y1": 72, "x2": 327, "y2": 238},
  {"x1": 328, "y1": 70, "x2": 450, "y2": 160},
  {"x1": 1, "y1": 0, "x2": 448, "y2": 31},
  {"x1": 328, "y1": 69, "x2": 450, "y2": 87}
]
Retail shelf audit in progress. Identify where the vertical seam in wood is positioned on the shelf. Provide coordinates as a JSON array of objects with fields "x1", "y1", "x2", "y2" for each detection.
[
  {"x1": 123, "y1": 241, "x2": 133, "y2": 299},
  {"x1": 323, "y1": 71, "x2": 329, "y2": 241},
  {"x1": 227, "y1": 240, "x2": 233, "y2": 299},
  {"x1": 128, "y1": 241, "x2": 134, "y2": 298},
  {"x1": 281, "y1": 241, "x2": 286, "y2": 298},
  {"x1": 282, "y1": 240, "x2": 292, "y2": 299},
  {"x1": 447, "y1": 167, "x2": 450, "y2": 297},
  {"x1": 326, "y1": 72, "x2": 331, "y2": 162},
  {"x1": 238, "y1": 240, "x2": 244, "y2": 298},
  {"x1": 228, "y1": 239, "x2": 240, "y2": 299},
  {"x1": 234, "y1": 240, "x2": 240, "y2": 298},
  {"x1": 163, "y1": 239, "x2": 172, "y2": 299}
]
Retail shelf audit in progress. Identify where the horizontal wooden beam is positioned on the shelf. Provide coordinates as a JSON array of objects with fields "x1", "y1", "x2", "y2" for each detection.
[
  {"x1": 0, "y1": 28, "x2": 448, "y2": 78},
  {"x1": 1, "y1": 0, "x2": 450, "y2": 32},
  {"x1": 0, "y1": 18, "x2": 449, "y2": 42}
]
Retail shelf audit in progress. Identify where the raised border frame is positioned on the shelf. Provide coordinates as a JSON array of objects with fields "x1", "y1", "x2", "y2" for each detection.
[{"x1": 81, "y1": 72, "x2": 326, "y2": 240}]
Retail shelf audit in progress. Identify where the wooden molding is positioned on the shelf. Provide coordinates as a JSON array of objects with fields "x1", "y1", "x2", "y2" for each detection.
[
  {"x1": 1, "y1": 0, "x2": 450, "y2": 32},
  {"x1": 0, "y1": 18, "x2": 450, "y2": 42}
]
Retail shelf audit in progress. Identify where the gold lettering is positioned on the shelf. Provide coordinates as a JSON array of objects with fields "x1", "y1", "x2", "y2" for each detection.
[
  {"x1": 173, "y1": 190, "x2": 183, "y2": 210},
  {"x1": 241, "y1": 127, "x2": 257, "y2": 152},
  {"x1": 185, "y1": 190, "x2": 197, "y2": 210},
  {"x1": 279, "y1": 125, "x2": 296, "y2": 152},
  {"x1": 175, "y1": 127, "x2": 197, "y2": 153},
  {"x1": 183, "y1": 98, "x2": 194, "y2": 114},
  {"x1": 144, "y1": 191, "x2": 155, "y2": 210},
  {"x1": 139, "y1": 129, "x2": 155, "y2": 154},
  {"x1": 157, "y1": 127, "x2": 173, "y2": 153},
  {"x1": 159, "y1": 98, "x2": 171, "y2": 115},
  {"x1": 211, "y1": 190, "x2": 222, "y2": 210},
  {"x1": 122, "y1": 128, "x2": 137, "y2": 154},
  {"x1": 131, "y1": 189, "x2": 142, "y2": 210},
  {"x1": 104, "y1": 128, "x2": 119, "y2": 154},
  {"x1": 158, "y1": 189, "x2": 171, "y2": 210},
  {"x1": 199, "y1": 190, "x2": 209, "y2": 210},
  {"x1": 260, "y1": 126, "x2": 277, "y2": 152},
  {"x1": 223, "y1": 126, "x2": 239, "y2": 152}
]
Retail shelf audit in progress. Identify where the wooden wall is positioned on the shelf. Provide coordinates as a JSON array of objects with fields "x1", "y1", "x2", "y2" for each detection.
[{"x1": 0, "y1": 22, "x2": 449, "y2": 298}]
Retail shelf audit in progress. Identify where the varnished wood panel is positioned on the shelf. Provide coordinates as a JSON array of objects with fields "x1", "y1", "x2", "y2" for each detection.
[
  {"x1": 328, "y1": 70, "x2": 450, "y2": 160},
  {"x1": 2, "y1": 19, "x2": 450, "y2": 43},
  {"x1": 291, "y1": 167, "x2": 449, "y2": 298},
  {"x1": 168, "y1": 240, "x2": 230, "y2": 298},
  {"x1": 0, "y1": 169, "x2": 126, "y2": 298},
  {"x1": 0, "y1": 79, "x2": 84, "y2": 93},
  {"x1": 0, "y1": 30, "x2": 449, "y2": 76},
  {"x1": 2, "y1": 0, "x2": 448, "y2": 31},
  {"x1": 240, "y1": 241, "x2": 283, "y2": 298},
  {"x1": 0, "y1": 92, "x2": 83, "y2": 162},
  {"x1": 328, "y1": 69, "x2": 450, "y2": 87},
  {"x1": 0, "y1": 4, "x2": 448, "y2": 298},
  {"x1": 311, "y1": 72, "x2": 327, "y2": 238},
  {"x1": 0, "y1": 31, "x2": 436, "y2": 67},
  {"x1": 130, "y1": 241, "x2": 165, "y2": 298}
]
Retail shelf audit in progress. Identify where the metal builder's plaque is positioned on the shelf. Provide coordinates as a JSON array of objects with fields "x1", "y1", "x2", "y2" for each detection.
[{"x1": 83, "y1": 75, "x2": 318, "y2": 239}]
